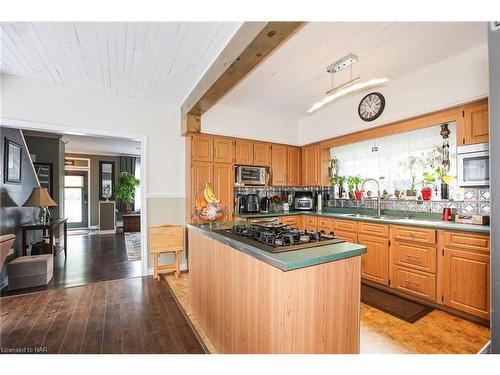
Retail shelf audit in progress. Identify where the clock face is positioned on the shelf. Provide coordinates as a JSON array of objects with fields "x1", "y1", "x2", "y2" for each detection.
[{"x1": 358, "y1": 92, "x2": 385, "y2": 122}]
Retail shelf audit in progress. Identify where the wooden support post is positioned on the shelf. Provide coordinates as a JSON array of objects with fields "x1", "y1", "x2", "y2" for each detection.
[{"x1": 181, "y1": 113, "x2": 201, "y2": 135}]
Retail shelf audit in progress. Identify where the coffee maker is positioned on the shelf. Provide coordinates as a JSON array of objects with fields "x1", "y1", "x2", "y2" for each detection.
[{"x1": 243, "y1": 194, "x2": 259, "y2": 213}]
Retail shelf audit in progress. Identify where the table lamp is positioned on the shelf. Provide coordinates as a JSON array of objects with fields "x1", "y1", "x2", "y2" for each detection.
[{"x1": 23, "y1": 187, "x2": 58, "y2": 224}]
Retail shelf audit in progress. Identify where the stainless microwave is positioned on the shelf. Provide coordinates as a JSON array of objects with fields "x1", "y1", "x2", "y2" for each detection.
[
  {"x1": 235, "y1": 166, "x2": 267, "y2": 186},
  {"x1": 457, "y1": 143, "x2": 489, "y2": 187}
]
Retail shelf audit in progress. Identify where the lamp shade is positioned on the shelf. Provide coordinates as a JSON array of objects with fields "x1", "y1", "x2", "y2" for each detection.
[{"x1": 23, "y1": 188, "x2": 58, "y2": 207}]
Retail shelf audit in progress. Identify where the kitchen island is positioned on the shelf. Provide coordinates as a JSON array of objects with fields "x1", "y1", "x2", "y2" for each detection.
[{"x1": 187, "y1": 223, "x2": 367, "y2": 354}]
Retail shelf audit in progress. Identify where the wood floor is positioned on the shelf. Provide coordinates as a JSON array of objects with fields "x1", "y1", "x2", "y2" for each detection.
[
  {"x1": 1, "y1": 230, "x2": 141, "y2": 296},
  {"x1": 0, "y1": 277, "x2": 205, "y2": 354},
  {"x1": 165, "y1": 273, "x2": 490, "y2": 354}
]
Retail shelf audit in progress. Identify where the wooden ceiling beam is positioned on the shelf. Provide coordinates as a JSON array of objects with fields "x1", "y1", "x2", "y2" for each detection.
[{"x1": 181, "y1": 21, "x2": 305, "y2": 135}]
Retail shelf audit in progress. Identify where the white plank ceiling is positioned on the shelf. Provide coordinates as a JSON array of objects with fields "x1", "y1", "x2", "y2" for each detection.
[
  {"x1": 0, "y1": 22, "x2": 241, "y2": 105},
  {"x1": 217, "y1": 22, "x2": 488, "y2": 119}
]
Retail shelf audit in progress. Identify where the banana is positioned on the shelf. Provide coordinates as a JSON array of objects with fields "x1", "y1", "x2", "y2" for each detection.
[{"x1": 203, "y1": 183, "x2": 220, "y2": 204}]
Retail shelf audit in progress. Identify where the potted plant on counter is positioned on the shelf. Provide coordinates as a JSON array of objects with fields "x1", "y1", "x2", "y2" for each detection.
[
  {"x1": 269, "y1": 195, "x2": 286, "y2": 213},
  {"x1": 337, "y1": 176, "x2": 347, "y2": 199},
  {"x1": 347, "y1": 176, "x2": 363, "y2": 200},
  {"x1": 420, "y1": 171, "x2": 436, "y2": 201},
  {"x1": 115, "y1": 171, "x2": 141, "y2": 213},
  {"x1": 399, "y1": 156, "x2": 418, "y2": 199}
]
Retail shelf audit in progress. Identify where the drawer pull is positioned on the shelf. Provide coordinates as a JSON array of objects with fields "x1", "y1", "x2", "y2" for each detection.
[
  {"x1": 405, "y1": 254, "x2": 421, "y2": 261},
  {"x1": 404, "y1": 280, "x2": 420, "y2": 286}
]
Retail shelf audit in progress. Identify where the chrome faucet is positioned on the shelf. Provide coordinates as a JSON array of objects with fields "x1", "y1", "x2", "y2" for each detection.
[{"x1": 361, "y1": 178, "x2": 381, "y2": 216}]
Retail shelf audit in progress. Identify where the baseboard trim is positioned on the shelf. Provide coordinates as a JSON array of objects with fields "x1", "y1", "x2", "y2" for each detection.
[{"x1": 99, "y1": 230, "x2": 116, "y2": 234}]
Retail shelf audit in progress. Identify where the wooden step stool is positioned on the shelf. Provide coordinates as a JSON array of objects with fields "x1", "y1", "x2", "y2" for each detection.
[{"x1": 148, "y1": 225, "x2": 184, "y2": 279}]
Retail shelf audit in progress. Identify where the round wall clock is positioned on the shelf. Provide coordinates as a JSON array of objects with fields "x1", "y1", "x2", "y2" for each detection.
[{"x1": 358, "y1": 92, "x2": 385, "y2": 122}]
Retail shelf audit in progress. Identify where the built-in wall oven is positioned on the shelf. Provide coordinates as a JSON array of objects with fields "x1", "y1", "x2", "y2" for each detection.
[{"x1": 457, "y1": 143, "x2": 490, "y2": 187}]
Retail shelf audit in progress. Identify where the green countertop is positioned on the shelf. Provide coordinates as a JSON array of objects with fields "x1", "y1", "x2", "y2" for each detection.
[
  {"x1": 235, "y1": 209, "x2": 490, "y2": 234},
  {"x1": 187, "y1": 223, "x2": 367, "y2": 272}
]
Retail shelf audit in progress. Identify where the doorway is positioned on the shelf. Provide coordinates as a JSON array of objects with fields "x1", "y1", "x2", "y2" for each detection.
[{"x1": 64, "y1": 170, "x2": 89, "y2": 229}]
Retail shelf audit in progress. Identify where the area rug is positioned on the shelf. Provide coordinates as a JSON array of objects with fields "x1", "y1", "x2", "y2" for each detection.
[
  {"x1": 361, "y1": 284, "x2": 433, "y2": 323},
  {"x1": 124, "y1": 232, "x2": 141, "y2": 261}
]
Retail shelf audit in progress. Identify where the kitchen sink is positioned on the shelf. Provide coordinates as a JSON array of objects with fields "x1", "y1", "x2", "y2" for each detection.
[{"x1": 347, "y1": 214, "x2": 410, "y2": 220}]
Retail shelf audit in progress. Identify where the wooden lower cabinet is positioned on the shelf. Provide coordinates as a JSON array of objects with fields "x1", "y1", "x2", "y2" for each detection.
[
  {"x1": 358, "y1": 234, "x2": 389, "y2": 286},
  {"x1": 303, "y1": 216, "x2": 318, "y2": 231},
  {"x1": 392, "y1": 265, "x2": 436, "y2": 301},
  {"x1": 317, "y1": 217, "x2": 332, "y2": 233},
  {"x1": 332, "y1": 219, "x2": 357, "y2": 233},
  {"x1": 392, "y1": 240, "x2": 437, "y2": 274},
  {"x1": 280, "y1": 215, "x2": 301, "y2": 228},
  {"x1": 335, "y1": 230, "x2": 358, "y2": 244},
  {"x1": 442, "y1": 247, "x2": 490, "y2": 319},
  {"x1": 188, "y1": 228, "x2": 362, "y2": 353}
]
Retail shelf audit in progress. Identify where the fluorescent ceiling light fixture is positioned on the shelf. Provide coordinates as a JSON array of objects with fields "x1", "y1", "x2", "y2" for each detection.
[{"x1": 307, "y1": 78, "x2": 390, "y2": 114}]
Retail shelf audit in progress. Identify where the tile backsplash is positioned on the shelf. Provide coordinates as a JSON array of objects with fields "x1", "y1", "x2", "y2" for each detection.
[{"x1": 234, "y1": 186, "x2": 490, "y2": 215}]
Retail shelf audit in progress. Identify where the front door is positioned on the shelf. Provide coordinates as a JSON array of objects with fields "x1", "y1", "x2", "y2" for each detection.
[{"x1": 64, "y1": 171, "x2": 89, "y2": 229}]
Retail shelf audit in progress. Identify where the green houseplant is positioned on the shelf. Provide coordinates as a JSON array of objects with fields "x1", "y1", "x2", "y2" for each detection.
[
  {"x1": 420, "y1": 170, "x2": 436, "y2": 201},
  {"x1": 115, "y1": 171, "x2": 140, "y2": 213},
  {"x1": 435, "y1": 166, "x2": 454, "y2": 200},
  {"x1": 347, "y1": 176, "x2": 363, "y2": 199}
]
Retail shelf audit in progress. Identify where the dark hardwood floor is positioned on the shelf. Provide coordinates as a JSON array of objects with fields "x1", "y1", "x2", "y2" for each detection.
[
  {"x1": 1, "y1": 230, "x2": 141, "y2": 296},
  {"x1": 0, "y1": 277, "x2": 205, "y2": 354}
]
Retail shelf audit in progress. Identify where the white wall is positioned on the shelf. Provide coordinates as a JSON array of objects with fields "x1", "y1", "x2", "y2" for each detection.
[
  {"x1": 0, "y1": 74, "x2": 184, "y2": 196},
  {"x1": 297, "y1": 43, "x2": 489, "y2": 145},
  {"x1": 201, "y1": 103, "x2": 299, "y2": 145}
]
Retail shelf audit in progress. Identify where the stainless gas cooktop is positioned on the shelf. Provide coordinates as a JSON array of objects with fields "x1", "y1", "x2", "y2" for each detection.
[{"x1": 216, "y1": 224, "x2": 345, "y2": 253}]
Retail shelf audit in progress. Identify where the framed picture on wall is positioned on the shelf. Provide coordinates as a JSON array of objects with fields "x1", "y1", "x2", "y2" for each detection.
[
  {"x1": 99, "y1": 160, "x2": 115, "y2": 200},
  {"x1": 34, "y1": 162, "x2": 53, "y2": 197},
  {"x1": 3, "y1": 138, "x2": 22, "y2": 184}
]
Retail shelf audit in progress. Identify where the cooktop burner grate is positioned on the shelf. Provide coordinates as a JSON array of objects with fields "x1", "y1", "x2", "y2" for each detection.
[{"x1": 216, "y1": 224, "x2": 345, "y2": 253}]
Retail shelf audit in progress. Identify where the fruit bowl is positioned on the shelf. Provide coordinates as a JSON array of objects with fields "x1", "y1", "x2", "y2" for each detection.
[{"x1": 192, "y1": 183, "x2": 228, "y2": 227}]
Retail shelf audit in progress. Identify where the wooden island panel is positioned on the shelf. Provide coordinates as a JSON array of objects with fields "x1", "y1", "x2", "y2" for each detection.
[{"x1": 188, "y1": 228, "x2": 361, "y2": 354}]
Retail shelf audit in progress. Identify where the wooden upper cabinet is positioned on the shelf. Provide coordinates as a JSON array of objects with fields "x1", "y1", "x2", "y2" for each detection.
[
  {"x1": 192, "y1": 134, "x2": 214, "y2": 162},
  {"x1": 358, "y1": 234, "x2": 389, "y2": 286},
  {"x1": 253, "y1": 143, "x2": 272, "y2": 167},
  {"x1": 442, "y1": 247, "x2": 490, "y2": 319},
  {"x1": 235, "y1": 140, "x2": 254, "y2": 165},
  {"x1": 287, "y1": 147, "x2": 302, "y2": 186},
  {"x1": 213, "y1": 137, "x2": 235, "y2": 163},
  {"x1": 271, "y1": 145, "x2": 287, "y2": 186},
  {"x1": 459, "y1": 100, "x2": 489, "y2": 145},
  {"x1": 213, "y1": 163, "x2": 234, "y2": 220},
  {"x1": 191, "y1": 161, "x2": 213, "y2": 221},
  {"x1": 302, "y1": 144, "x2": 320, "y2": 186}
]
